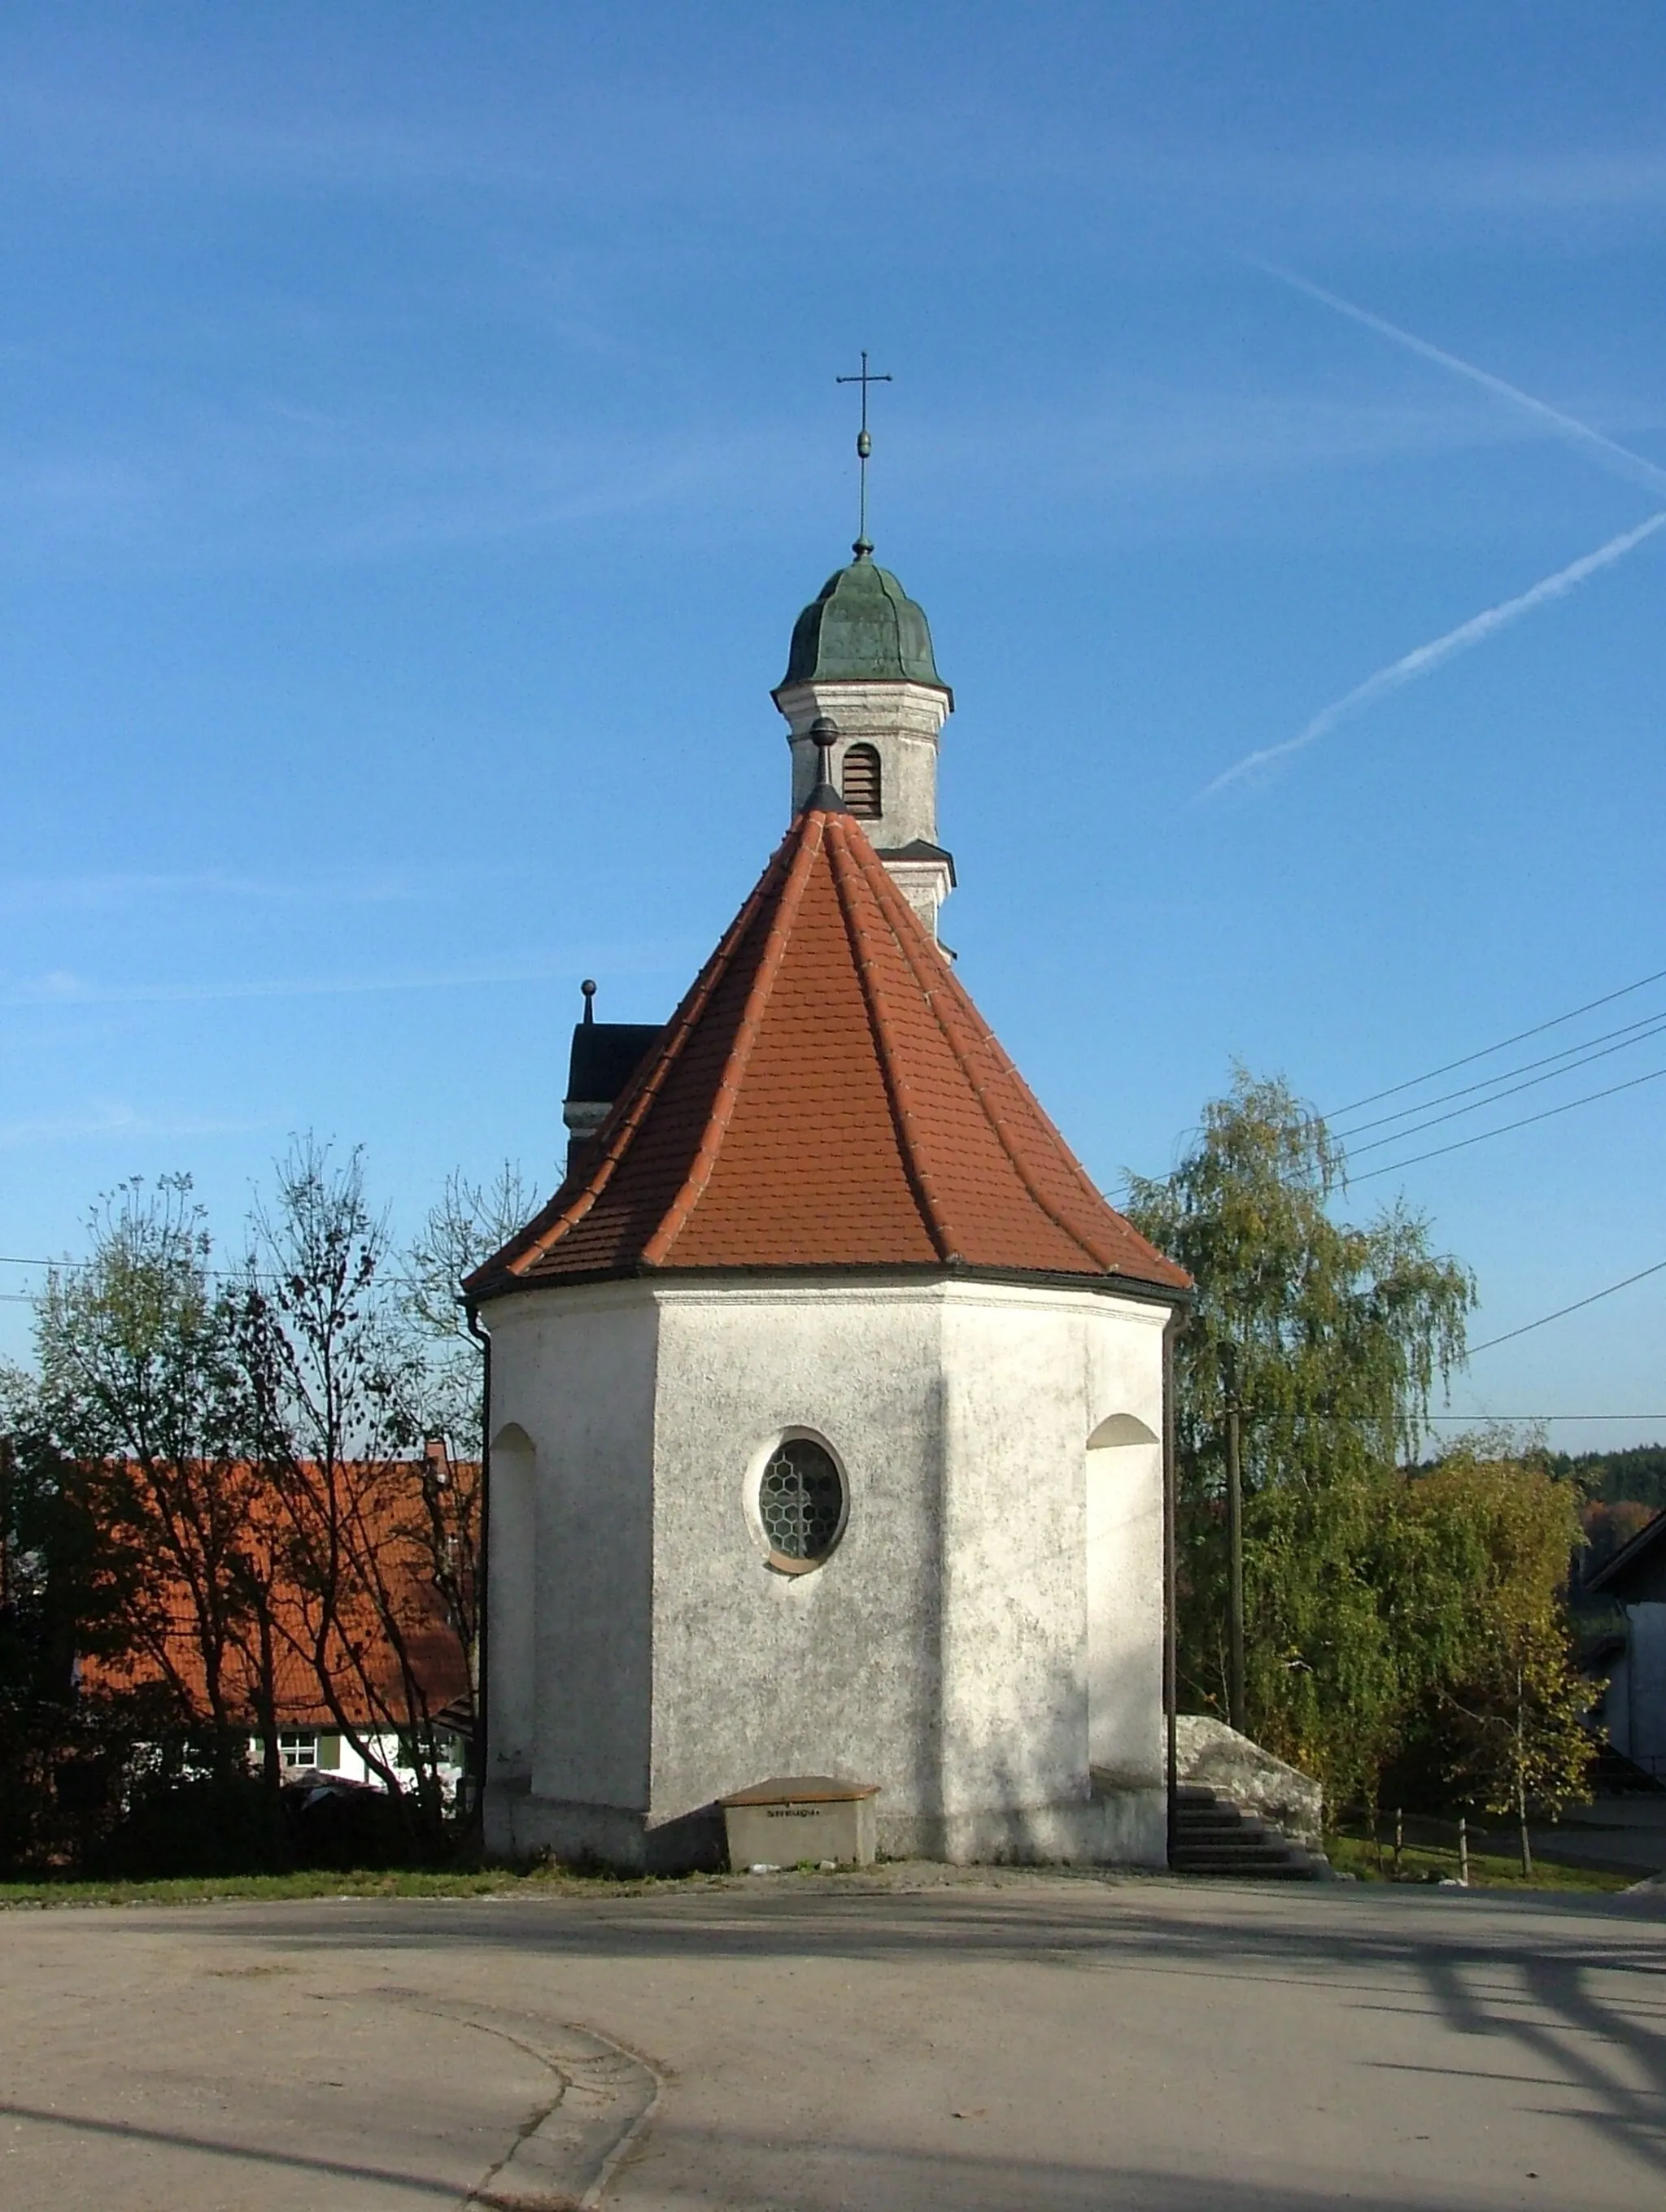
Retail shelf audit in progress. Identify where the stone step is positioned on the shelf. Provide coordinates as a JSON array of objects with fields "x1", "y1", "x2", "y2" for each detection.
[
  {"x1": 1175, "y1": 1822, "x2": 1281, "y2": 1850},
  {"x1": 1171, "y1": 1852, "x2": 1323, "y2": 1880},
  {"x1": 1175, "y1": 1833, "x2": 1325, "y2": 1861},
  {"x1": 1170, "y1": 1784, "x2": 1332, "y2": 1880},
  {"x1": 1175, "y1": 1808, "x2": 1271, "y2": 1837},
  {"x1": 1172, "y1": 1833, "x2": 1301, "y2": 1861}
]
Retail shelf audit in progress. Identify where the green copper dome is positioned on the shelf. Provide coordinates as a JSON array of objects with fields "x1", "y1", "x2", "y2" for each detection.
[{"x1": 778, "y1": 545, "x2": 948, "y2": 692}]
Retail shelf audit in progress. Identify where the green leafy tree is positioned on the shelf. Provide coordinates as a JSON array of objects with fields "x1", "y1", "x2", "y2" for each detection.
[
  {"x1": 1126, "y1": 1070, "x2": 1475, "y2": 1807},
  {"x1": 26, "y1": 1178, "x2": 285, "y2": 1788},
  {"x1": 1398, "y1": 1448, "x2": 1592, "y2": 1872},
  {"x1": 0, "y1": 1385, "x2": 144, "y2": 1868}
]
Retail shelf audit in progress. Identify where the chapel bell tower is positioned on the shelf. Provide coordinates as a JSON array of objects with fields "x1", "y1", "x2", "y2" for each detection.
[
  {"x1": 772, "y1": 551, "x2": 955, "y2": 935},
  {"x1": 772, "y1": 355, "x2": 955, "y2": 936}
]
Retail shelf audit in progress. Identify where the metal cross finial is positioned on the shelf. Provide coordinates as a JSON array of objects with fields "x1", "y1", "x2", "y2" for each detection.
[{"x1": 836, "y1": 350, "x2": 892, "y2": 555}]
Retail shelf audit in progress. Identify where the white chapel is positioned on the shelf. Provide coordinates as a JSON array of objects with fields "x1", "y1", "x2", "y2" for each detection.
[{"x1": 466, "y1": 529, "x2": 1191, "y2": 1871}]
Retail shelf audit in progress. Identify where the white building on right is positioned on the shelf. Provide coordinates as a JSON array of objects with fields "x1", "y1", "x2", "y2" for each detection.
[{"x1": 1590, "y1": 1509, "x2": 1666, "y2": 1780}]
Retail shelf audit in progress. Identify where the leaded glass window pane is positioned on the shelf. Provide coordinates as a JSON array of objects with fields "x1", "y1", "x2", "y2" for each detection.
[{"x1": 759, "y1": 1439, "x2": 844, "y2": 1562}]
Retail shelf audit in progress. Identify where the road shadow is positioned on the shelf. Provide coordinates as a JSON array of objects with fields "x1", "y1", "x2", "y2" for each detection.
[
  {"x1": 0, "y1": 2101, "x2": 463, "y2": 2202},
  {"x1": 93, "y1": 1881, "x2": 1666, "y2": 2191}
]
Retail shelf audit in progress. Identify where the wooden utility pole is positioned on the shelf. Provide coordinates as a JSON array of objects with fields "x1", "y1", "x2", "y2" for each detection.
[
  {"x1": 0, "y1": 1435, "x2": 11, "y2": 1617},
  {"x1": 1226, "y1": 1402, "x2": 1245, "y2": 1733}
]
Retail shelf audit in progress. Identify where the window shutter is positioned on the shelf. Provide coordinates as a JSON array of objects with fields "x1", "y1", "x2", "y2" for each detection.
[{"x1": 840, "y1": 743, "x2": 883, "y2": 819}]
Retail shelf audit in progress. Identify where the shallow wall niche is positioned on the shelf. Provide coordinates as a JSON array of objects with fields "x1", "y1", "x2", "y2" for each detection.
[
  {"x1": 1087, "y1": 1413, "x2": 1159, "y2": 1450},
  {"x1": 1085, "y1": 1412, "x2": 1162, "y2": 1779},
  {"x1": 489, "y1": 1422, "x2": 536, "y2": 1783}
]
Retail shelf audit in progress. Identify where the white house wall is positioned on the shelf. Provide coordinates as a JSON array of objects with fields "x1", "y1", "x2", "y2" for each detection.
[{"x1": 251, "y1": 1731, "x2": 464, "y2": 1797}]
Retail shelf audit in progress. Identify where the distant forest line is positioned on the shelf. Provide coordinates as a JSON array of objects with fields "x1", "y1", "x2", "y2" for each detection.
[
  {"x1": 1555, "y1": 1444, "x2": 1666, "y2": 1581},
  {"x1": 1553, "y1": 1443, "x2": 1666, "y2": 1504}
]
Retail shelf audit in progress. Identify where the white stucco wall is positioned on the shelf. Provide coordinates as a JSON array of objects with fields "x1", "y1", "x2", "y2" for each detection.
[
  {"x1": 775, "y1": 677, "x2": 949, "y2": 854},
  {"x1": 482, "y1": 1273, "x2": 1171, "y2": 1868},
  {"x1": 484, "y1": 1285, "x2": 659, "y2": 1857},
  {"x1": 1084, "y1": 1417, "x2": 1163, "y2": 1784},
  {"x1": 934, "y1": 1288, "x2": 1167, "y2": 1860},
  {"x1": 648, "y1": 1284, "x2": 944, "y2": 1840}
]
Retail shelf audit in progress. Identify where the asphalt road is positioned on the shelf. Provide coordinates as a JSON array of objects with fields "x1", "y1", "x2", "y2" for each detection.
[{"x1": 1, "y1": 1869, "x2": 1662, "y2": 2210}]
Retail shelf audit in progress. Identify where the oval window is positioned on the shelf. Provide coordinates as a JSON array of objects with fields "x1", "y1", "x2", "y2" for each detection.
[{"x1": 758, "y1": 1438, "x2": 845, "y2": 1570}]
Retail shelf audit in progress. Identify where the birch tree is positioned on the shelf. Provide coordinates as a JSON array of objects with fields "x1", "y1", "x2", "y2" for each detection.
[{"x1": 1126, "y1": 1070, "x2": 1476, "y2": 1806}]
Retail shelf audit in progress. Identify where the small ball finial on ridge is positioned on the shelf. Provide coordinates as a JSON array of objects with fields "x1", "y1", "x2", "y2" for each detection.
[{"x1": 803, "y1": 716, "x2": 850, "y2": 815}]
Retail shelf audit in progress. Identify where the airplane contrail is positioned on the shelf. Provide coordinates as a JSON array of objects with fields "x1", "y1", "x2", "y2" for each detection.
[
  {"x1": 1256, "y1": 262, "x2": 1666, "y2": 498},
  {"x1": 1198, "y1": 508, "x2": 1666, "y2": 800}
]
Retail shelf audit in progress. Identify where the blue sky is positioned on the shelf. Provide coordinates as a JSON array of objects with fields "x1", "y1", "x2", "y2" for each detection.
[{"x1": 3, "y1": 3, "x2": 1664, "y2": 1447}]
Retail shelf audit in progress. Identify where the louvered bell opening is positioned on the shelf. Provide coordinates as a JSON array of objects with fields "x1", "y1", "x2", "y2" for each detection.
[{"x1": 840, "y1": 742, "x2": 883, "y2": 820}]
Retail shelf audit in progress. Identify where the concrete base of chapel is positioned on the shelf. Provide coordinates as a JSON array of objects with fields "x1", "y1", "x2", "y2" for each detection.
[{"x1": 486, "y1": 1780, "x2": 1167, "y2": 1875}]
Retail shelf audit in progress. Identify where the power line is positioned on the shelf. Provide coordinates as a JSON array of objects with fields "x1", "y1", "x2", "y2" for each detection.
[
  {"x1": 1323, "y1": 963, "x2": 1666, "y2": 1121},
  {"x1": 1345, "y1": 1017, "x2": 1666, "y2": 1156},
  {"x1": 1348, "y1": 1061, "x2": 1666, "y2": 1182},
  {"x1": 1332, "y1": 1009, "x2": 1666, "y2": 1140},
  {"x1": 1423, "y1": 1413, "x2": 1666, "y2": 1422},
  {"x1": 0, "y1": 1255, "x2": 427, "y2": 1287},
  {"x1": 1463, "y1": 1256, "x2": 1666, "y2": 1356}
]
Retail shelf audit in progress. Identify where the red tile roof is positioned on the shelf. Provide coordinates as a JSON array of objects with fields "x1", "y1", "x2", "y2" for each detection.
[
  {"x1": 84, "y1": 1462, "x2": 473, "y2": 1732},
  {"x1": 469, "y1": 804, "x2": 1189, "y2": 1297}
]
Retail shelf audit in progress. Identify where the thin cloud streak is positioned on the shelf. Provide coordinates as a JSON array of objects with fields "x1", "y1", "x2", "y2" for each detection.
[
  {"x1": 1256, "y1": 262, "x2": 1666, "y2": 498},
  {"x1": 0, "y1": 1105, "x2": 270, "y2": 1149},
  {"x1": 1199, "y1": 510, "x2": 1666, "y2": 799},
  {"x1": 1, "y1": 949, "x2": 695, "y2": 1010},
  {"x1": 0, "y1": 867, "x2": 481, "y2": 915}
]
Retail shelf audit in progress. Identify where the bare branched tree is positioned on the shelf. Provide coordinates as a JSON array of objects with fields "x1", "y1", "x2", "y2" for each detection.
[
  {"x1": 401, "y1": 1160, "x2": 531, "y2": 1789},
  {"x1": 238, "y1": 1138, "x2": 491, "y2": 1843},
  {"x1": 404, "y1": 1161, "x2": 532, "y2": 1453}
]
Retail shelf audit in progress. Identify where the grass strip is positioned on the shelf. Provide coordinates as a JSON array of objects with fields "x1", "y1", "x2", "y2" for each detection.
[
  {"x1": 1325, "y1": 1832, "x2": 1632, "y2": 1892},
  {"x1": 0, "y1": 1866, "x2": 683, "y2": 1909}
]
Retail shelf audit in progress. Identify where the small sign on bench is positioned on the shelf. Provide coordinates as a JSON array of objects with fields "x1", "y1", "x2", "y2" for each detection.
[{"x1": 719, "y1": 1775, "x2": 879, "y2": 1870}]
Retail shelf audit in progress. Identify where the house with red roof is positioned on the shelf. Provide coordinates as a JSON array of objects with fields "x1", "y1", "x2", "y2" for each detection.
[
  {"x1": 85, "y1": 1457, "x2": 473, "y2": 1797},
  {"x1": 467, "y1": 531, "x2": 1189, "y2": 1871}
]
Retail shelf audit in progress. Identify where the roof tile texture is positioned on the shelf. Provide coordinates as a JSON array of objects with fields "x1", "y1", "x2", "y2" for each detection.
[
  {"x1": 469, "y1": 807, "x2": 1188, "y2": 1295},
  {"x1": 84, "y1": 1462, "x2": 473, "y2": 1729}
]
